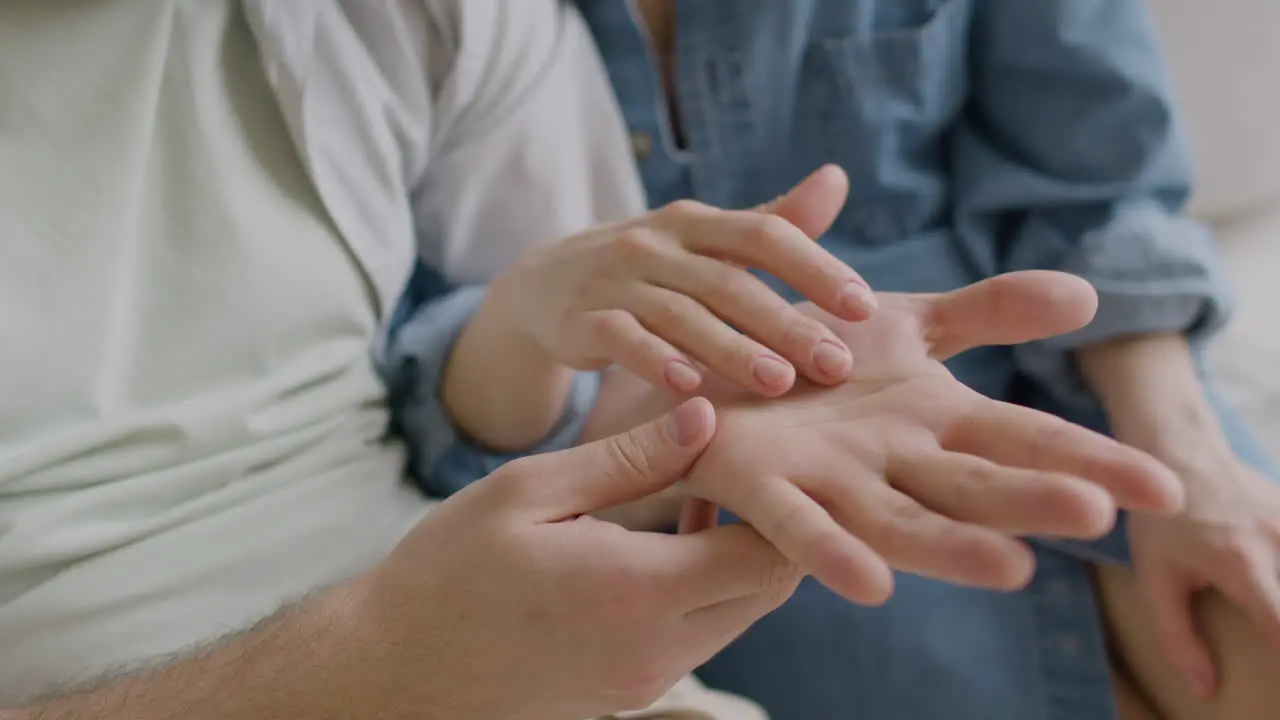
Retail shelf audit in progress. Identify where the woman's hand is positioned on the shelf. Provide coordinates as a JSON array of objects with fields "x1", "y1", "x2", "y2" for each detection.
[
  {"x1": 676, "y1": 271, "x2": 1186, "y2": 605},
  {"x1": 1080, "y1": 332, "x2": 1280, "y2": 700},
  {"x1": 486, "y1": 165, "x2": 875, "y2": 397},
  {"x1": 1127, "y1": 447, "x2": 1280, "y2": 700}
]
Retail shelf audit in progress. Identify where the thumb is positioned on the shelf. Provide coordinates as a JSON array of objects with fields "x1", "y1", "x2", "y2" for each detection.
[
  {"x1": 756, "y1": 164, "x2": 850, "y2": 239},
  {"x1": 923, "y1": 270, "x2": 1099, "y2": 361},
  {"x1": 1143, "y1": 566, "x2": 1217, "y2": 700},
  {"x1": 521, "y1": 398, "x2": 717, "y2": 522}
]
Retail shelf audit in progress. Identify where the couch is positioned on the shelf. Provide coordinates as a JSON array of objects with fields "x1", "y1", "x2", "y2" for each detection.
[{"x1": 1149, "y1": 0, "x2": 1280, "y2": 447}]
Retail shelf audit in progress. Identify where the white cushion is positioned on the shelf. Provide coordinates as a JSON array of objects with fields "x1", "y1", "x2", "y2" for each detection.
[{"x1": 1147, "y1": 0, "x2": 1280, "y2": 221}]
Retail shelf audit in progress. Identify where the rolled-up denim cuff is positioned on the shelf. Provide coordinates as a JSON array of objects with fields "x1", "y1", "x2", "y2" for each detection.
[
  {"x1": 1012, "y1": 207, "x2": 1234, "y2": 409},
  {"x1": 382, "y1": 285, "x2": 601, "y2": 496}
]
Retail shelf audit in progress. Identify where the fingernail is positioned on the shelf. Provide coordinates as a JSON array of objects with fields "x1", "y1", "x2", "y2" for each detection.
[
  {"x1": 813, "y1": 339, "x2": 852, "y2": 379},
  {"x1": 839, "y1": 281, "x2": 878, "y2": 314},
  {"x1": 665, "y1": 400, "x2": 708, "y2": 446},
  {"x1": 751, "y1": 355, "x2": 794, "y2": 390},
  {"x1": 663, "y1": 360, "x2": 702, "y2": 392}
]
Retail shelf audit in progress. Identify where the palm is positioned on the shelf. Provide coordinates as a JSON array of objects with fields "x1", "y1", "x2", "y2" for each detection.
[
  {"x1": 681, "y1": 271, "x2": 1185, "y2": 603},
  {"x1": 699, "y1": 270, "x2": 1099, "y2": 418}
]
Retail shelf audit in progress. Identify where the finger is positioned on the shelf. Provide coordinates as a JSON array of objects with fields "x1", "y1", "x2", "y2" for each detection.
[
  {"x1": 1221, "y1": 550, "x2": 1280, "y2": 655},
  {"x1": 643, "y1": 523, "x2": 802, "y2": 610},
  {"x1": 654, "y1": 254, "x2": 853, "y2": 384},
  {"x1": 674, "y1": 210, "x2": 876, "y2": 322},
  {"x1": 580, "y1": 309, "x2": 704, "y2": 393},
  {"x1": 1141, "y1": 565, "x2": 1217, "y2": 699},
  {"x1": 923, "y1": 271, "x2": 1099, "y2": 361},
  {"x1": 755, "y1": 164, "x2": 850, "y2": 239},
  {"x1": 678, "y1": 586, "x2": 803, "y2": 673},
  {"x1": 945, "y1": 402, "x2": 1184, "y2": 515},
  {"x1": 678, "y1": 497, "x2": 720, "y2": 534},
  {"x1": 815, "y1": 468, "x2": 1036, "y2": 591},
  {"x1": 630, "y1": 285, "x2": 797, "y2": 396},
  {"x1": 705, "y1": 472, "x2": 894, "y2": 605},
  {"x1": 513, "y1": 398, "x2": 716, "y2": 522},
  {"x1": 890, "y1": 449, "x2": 1117, "y2": 539}
]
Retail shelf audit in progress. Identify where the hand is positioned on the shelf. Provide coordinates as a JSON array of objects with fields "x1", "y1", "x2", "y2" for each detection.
[
  {"x1": 360, "y1": 399, "x2": 800, "y2": 720},
  {"x1": 1127, "y1": 444, "x2": 1280, "y2": 699},
  {"x1": 487, "y1": 165, "x2": 876, "y2": 397},
  {"x1": 677, "y1": 271, "x2": 1185, "y2": 605}
]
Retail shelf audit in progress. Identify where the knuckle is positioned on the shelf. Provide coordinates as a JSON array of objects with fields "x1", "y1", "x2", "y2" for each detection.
[
  {"x1": 714, "y1": 335, "x2": 766, "y2": 373},
  {"x1": 747, "y1": 214, "x2": 794, "y2": 247},
  {"x1": 1027, "y1": 420, "x2": 1069, "y2": 460},
  {"x1": 885, "y1": 497, "x2": 931, "y2": 526},
  {"x1": 483, "y1": 459, "x2": 538, "y2": 508},
  {"x1": 660, "y1": 198, "x2": 709, "y2": 221},
  {"x1": 949, "y1": 459, "x2": 990, "y2": 502},
  {"x1": 704, "y1": 262, "x2": 747, "y2": 298},
  {"x1": 611, "y1": 227, "x2": 667, "y2": 266},
  {"x1": 644, "y1": 290, "x2": 695, "y2": 328},
  {"x1": 778, "y1": 312, "x2": 827, "y2": 353},
  {"x1": 763, "y1": 496, "x2": 814, "y2": 547},
  {"x1": 587, "y1": 309, "x2": 638, "y2": 347},
  {"x1": 759, "y1": 554, "x2": 802, "y2": 602},
  {"x1": 873, "y1": 497, "x2": 931, "y2": 547},
  {"x1": 604, "y1": 430, "x2": 654, "y2": 485}
]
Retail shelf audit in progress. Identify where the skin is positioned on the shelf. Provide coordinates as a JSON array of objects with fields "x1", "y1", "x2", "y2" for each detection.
[
  {"x1": 583, "y1": 271, "x2": 1189, "y2": 604},
  {"x1": 1080, "y1": 337, "x2": 1280, "y2": 718},
  {"x1": 632, "y1": 1, "x2": 1280, "y2": 716},
  {"x1": 0, "y1": 402, "x2": 802, "y2": 720},
  {"x1": 444, "y1": 166, "x2": 873, "y2": 451},
  {"x1": 452, "y1": 151, "x2": 1194, "y2": 603}
]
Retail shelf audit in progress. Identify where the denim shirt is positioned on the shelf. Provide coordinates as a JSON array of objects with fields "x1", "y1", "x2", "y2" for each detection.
[
  {"x1": 382, "y1": 4, "x2": 1266, "y2": 719},
  {"x1": 388, "y1": 0, "x2": 1233, "y2": 495}
]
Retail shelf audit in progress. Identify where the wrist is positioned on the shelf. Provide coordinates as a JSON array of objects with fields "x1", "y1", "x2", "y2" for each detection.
[
  {"x1": 1077, "y1": 332, "x2": 1227, "y2": 458},
  {"x1": 442, "y1": 277, "x2": 576, "y2": 452}
]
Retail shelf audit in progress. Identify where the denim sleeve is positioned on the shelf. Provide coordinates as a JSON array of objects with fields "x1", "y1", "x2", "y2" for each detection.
[
  {"x1": 951, "y1": 0, "x2": 1234, "y2": 409},
  {"x1": 382, "y1": 265, "x2": 602, "y2": 497}
]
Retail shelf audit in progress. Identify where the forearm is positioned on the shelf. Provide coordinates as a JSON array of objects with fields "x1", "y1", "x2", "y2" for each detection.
[
  {"x1": 2, "y1": 587, "x2": 382, "y2": 720},
  {"x1": 441, "y1": 279, "x2": 576, "y2": 453},
  {"x1": 1077, "y1": 332, "x2": 1227, "y2": 457}
]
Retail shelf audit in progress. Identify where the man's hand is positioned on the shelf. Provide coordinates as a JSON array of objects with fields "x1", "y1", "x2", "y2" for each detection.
[
  {"x1": 676, "y1": 271, "x2": 1186, "y2": 605},
  {"x1": 358, "y1": 398, "x2": 799, "y2": 720},
  {"x1": 3, "y1": 401, "x2": 797, "y2": 720}
]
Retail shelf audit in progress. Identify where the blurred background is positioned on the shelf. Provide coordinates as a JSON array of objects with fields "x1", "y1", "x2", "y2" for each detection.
[{"x1": 1149, "y1": 0, "x2": 1280, "y2": 445}]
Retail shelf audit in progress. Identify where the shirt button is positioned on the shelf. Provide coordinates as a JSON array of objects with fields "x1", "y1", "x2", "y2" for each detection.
[
  {"x1": 630, "y1": 131, "x2": 653, "y2": 160},
  {"x1": 1059, "y1": 635, "x2": 1082, "y2": 656}
]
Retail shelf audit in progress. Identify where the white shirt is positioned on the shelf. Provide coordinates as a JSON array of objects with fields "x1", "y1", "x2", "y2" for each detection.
[
  {"x1": 243, "y1": 0, "x2": 646, "y2": 342},
  {"x1": 0, "y1": 0, "x2": 643, "y2": 698}
]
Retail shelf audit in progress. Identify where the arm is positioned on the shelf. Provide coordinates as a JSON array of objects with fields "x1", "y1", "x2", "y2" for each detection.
[
  {"x1": 382, "y1": 270, "x2": 601, "y2": 496},
  {"x1": 404, "y1": 0, "x2": 644, "y2": 455},
  {"x1": 1, "y1": 589, "x2": 395, "y2": 720},
  {"x1": 440, "y1": 275, "x2": 578, "y2": 452},
  {"x1": 1077, "y1": 333, "x2": 1228, "y2": 460},
  {"x1": 953, "y1": 0, "x2": 1232, "y2": 411}
]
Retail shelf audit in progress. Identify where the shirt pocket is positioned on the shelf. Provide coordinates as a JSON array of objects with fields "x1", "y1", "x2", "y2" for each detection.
[{"x1": 797, "y1": 0, "x2": 972, "y2": 244}]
